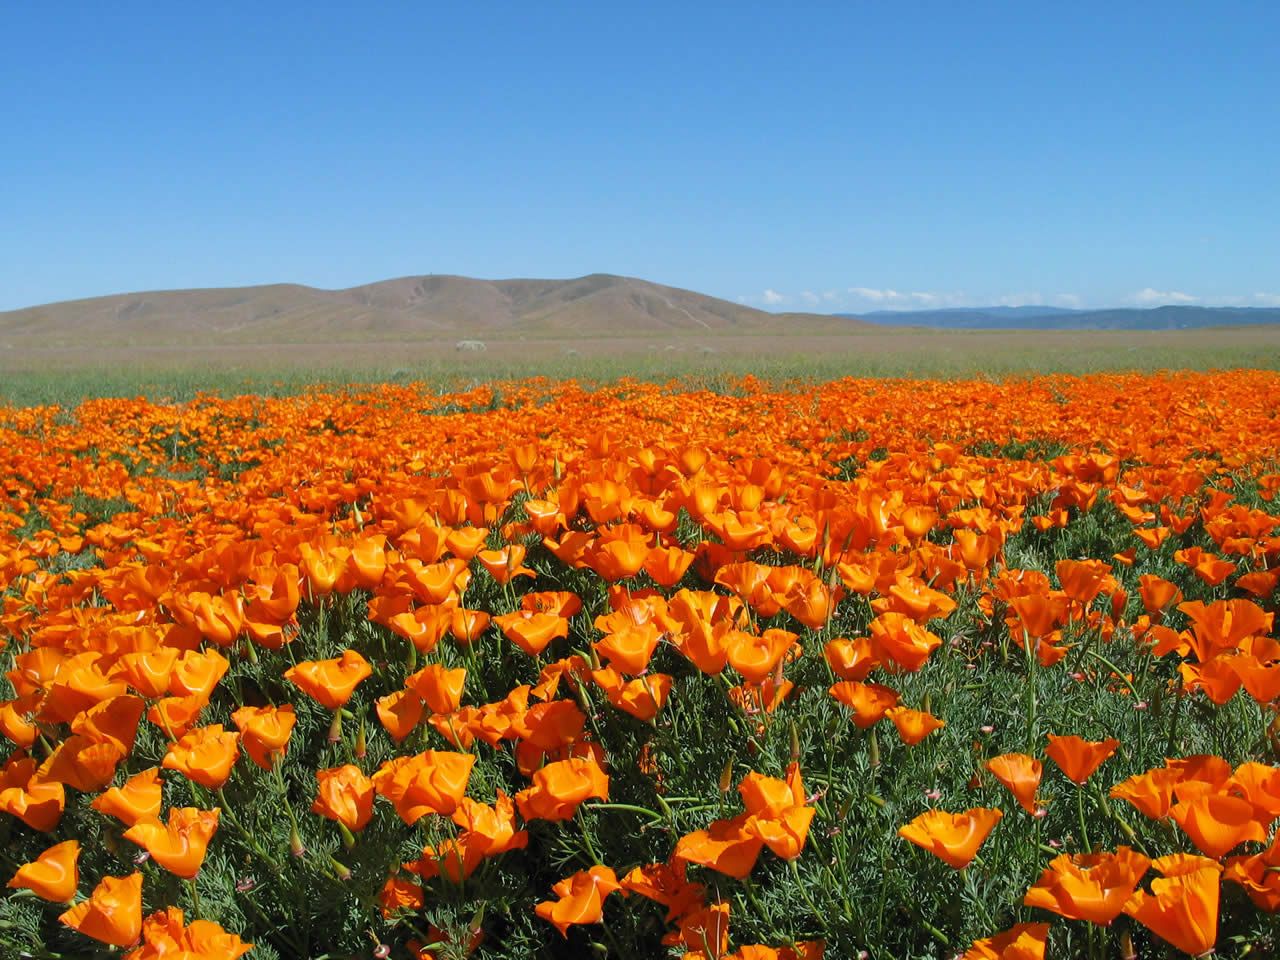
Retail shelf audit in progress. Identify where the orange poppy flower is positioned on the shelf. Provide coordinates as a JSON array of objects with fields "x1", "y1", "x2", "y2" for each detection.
[
  {"x1": 449, "y1": 607, "x2": 491, "y2": 645},
  {"x1": 405, "y1": 664, "x2": 467, "y2": 714},
  {"x1": 1022, "y1": 846, "x2": 1151, "y2": 924},
  {"x1": 535, "y1": 865, "x2": 622, "y2": 937},
  {"x1": 1169, "y1": 793, "x2": 1267, "y2": 859},
  {"x1": 230, "y1": 704, "x2": 296, "y2": 769},
  {"x1": 476, "y1": 545, "x2": 535, "y2": 585},
  {"x1": 868, "y1": 612, "x2": 942, "y2": 672},
  {"x1": 161, "y1": 725, "x2": 240, "y2": 790},
  {"x1": 169, "y1": 649, "x2": 229, "y2": 700},
  {"x1": 1045, "y1": 734, "x2": 1119, "y2": 785},
  {"x1": 829, "y1": 681, "x2": 900, "y2": 728},
  {"x1": 494, "y1": 610, "x2": 570, "y2": 656},
  {"x1": 592, "y1": 669, "x2": 673, "y2": 722},
  {"x1": 380, "y1": 876, "x2": 426, "y2": 919},
  {"x1": 312, "y1": 764, "x2": 375, "y2": 832},
  {"x1": 284, "y1": 649, "x2": 372, "y2": 709},
  {"x1": 1055, "y1": 558, "x2": 1112, "y2": 608},
  {"x1": 985, "y1": 753, "x2": 1043, "y2": 815},
  {"x1": 515, "y1": 756, "x2": 610, "y2": 822},
  {"x1": 92, "y1": 767, "x2": 163, "y2": 827},
  {"x1": 1123, "y1": 856, "x2": 1221, "y2": 957},
  {"x1": 372, "y1": 750, "x2": 476, "y2": 823},
  {"x1": 962, "y1": 922, "x2": 1049, "y2": 960},
  {"x1": 885, "y1": 706, "x2": 945, "y2": 745},
  {"x1": 7, "y1": 839, "x2": 80, "y2": 902},
  {"x1": 450, "y1": 791, "x2": 529, "y2": 858},
  {"x1": 124, "y1": 807, "x2": 220, "y2": 878},
  {"x1": 643, "y1": 545, "x2": 696, "y2": 587},
  {"x1": 727, "y1": 629, "x2": 797, "y2": 685},
  {"x1": 59, "y1": 871, "x2": 143, "y2": 948},
  {"x1": 1224, "y1": 833, "x2": 1280, "y2": 911},
  {"x1": 672, "y1": 900, "x2": 731, "y2": 957},
  {"x1": 130, "y1": 906, "x2": 254, "y2": 958},
  {"x1": 823, "y1": 636, "x2": 880, "y2": 681},
  {"x1": 1138, "y1": 574, "x2": 1182, "y2": 616},
  {"x1": 1110, "y1": 765, "x2": 1180, "y2": 820},
  {"x1": 0, "y1": 757, "x2": 66, "y2": 831},
  {"x1": 898, "y1": 808, "x2": 1002, "y2": 869},
  {"x1": 675, "y1": 813, "x2": 766, "y2": 879},
  {"x1": 375, "y1": 689, "x2": 424, "y2": 744},
  {"x1": 594, "y1": 622, "x2": 663, "y2": 675}
]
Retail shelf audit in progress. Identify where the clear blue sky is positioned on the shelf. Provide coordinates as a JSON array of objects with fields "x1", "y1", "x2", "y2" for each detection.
[{"x1": 3, "y1": 2, "x2": 1277, "y2": 312}]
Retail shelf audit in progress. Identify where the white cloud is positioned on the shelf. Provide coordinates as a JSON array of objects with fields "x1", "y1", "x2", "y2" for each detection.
[
  {"x1": 800, "y1": 290, "x2": 821, "y2": 305},
  {"x1": 1052, "y1": 293, "x2": 1083, "y2": 308},
  {"x1": 1252, "y1": 292, "x2": 1280, "y2": 307},
  {"x1": 847, "y1": 286, "x2": 901, "y2": 302},
  {"x1": 1130, "y1": 287, "x2": 1197, "y2": 305},
  {"x1": 994, "y1": 292, "x2": 1044, "y2": 308},
  {"x1": 761, "y1": 289, "x2": 785, "y2": 306}
]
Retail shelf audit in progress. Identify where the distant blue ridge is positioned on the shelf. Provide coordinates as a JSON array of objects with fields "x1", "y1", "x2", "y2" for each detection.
[{"x1": 834, "y1": 305, "x2": 1280, "y2": 330}]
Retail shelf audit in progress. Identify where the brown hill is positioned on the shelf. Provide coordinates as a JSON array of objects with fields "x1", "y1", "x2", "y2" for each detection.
[{"x1": 0, "y1": 274, "x2": 863, "y2": 347}]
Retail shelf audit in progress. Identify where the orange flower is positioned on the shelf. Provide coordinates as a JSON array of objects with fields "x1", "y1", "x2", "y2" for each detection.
[
  {"x1": 406, "y1": 664, "x2": 467, "y2": 714},
  {"x1": 477, "y1": 545, "x2": 535, "y2": 584},
  {"x1": 0, "y1": 756, "x2": 66, "y2": 831},
  {"x1": 515, "y1": 756, "x2": 610, "y2": 822},
  {"x1": 592, "y1": 669, "x2": 673, "y2": 722},
  {"x1": 963, "y1": 922, "x2": 1049, "y2": 960},
  {"x1": 126, "y1": 906, "x2": 254, "y2": 959},
  {"x1": 8, "y1": 839, "x2": 80, "y2": 902},
  {"x1": 312, "y1": 764, "x2": 375, "y2": 832},
  {"x1": 1045, "y1": 734, "x2": 1119, "y2": 785},
  {"x1": 1111, "y1": 766, "x2": 1180, "y2": 820},
  {"x1": 594, "y1": 622, "x2": 663, "y2": 675},
  {"x1": 494, "y1": 610, "x2": 570, "y2": 656},
  {"x1": 829, "y1": 681, "x2": 900, "y2": 728},
  {"x1": 376, "y1": 689, "x2": 424, "y2": 744},
  {"x1": 379, "y1": 876, "x2": 425, "y2": 919},
  {"x1": 535, "y1": 865, "x2": 622, "y2": 937},
  {"x1": 727, "y1": 629, "x2": 797, "y2": 684},
  {"x1": 124, "y1": 807, "x2": 220, "y2": 878},
  {"x1": 230, "y1": 704, "x2": 295, "y2": 770},
  {"x1": 59, "y1": 871, "x2": 143, "y2": 947},
  {"x1": 823, "y1": 636, "x2": 880, "y2": 682},
  {"x1": 885, "y1": 706, "x2": 945, "y2": 745},
  {"x1": 372, "y1": 750, "x2": 476, "y2": 823},
  {"x1": 898, "y1": 808, "x2": 1002, "y2": 869},
  {"x1": 1225, "y1": 834, "x2": 1280, "y2": 911},
  {"x1": 450, "y1": 791, "x2": 529, "y2": 858},
  {"x1": 92, "y1": 767, "x2": 164, "y2": 827},
  {"x1": 161, "y1": 725, "x2": 240, "y2": 790},
  {"x1": 284, "y1": 649, "x2": 372, "y2": 709},
  {"x1": 868, "y1": 612, "x2": 942, "y2": 671},
  {"x1": 1022, "y1": 846, "x2": 1150, "y2": 924},
  {"x1": 986, "y1": 753, "x2": 1043, "y2": 815},
  {"x1": 1169, "y1": 793, "x2": 1267, "y2": 859},
  {"x1": 1124, "y1": 855, "x2": 1221, "y2": 957}
]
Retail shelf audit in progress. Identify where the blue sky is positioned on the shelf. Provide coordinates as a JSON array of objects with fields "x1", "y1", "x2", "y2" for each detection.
[{"x1": 2, "y1": 2, "x2": 1277, "y2": 312}]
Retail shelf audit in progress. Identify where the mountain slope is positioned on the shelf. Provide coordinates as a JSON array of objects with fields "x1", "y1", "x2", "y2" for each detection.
[{"x1": 0, "y1": 274, "x2": 859, "y2": 347}]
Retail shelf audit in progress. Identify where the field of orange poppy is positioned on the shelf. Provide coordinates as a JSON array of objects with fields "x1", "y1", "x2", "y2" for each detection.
[{"x1": 1, "y1": 370, "x2": 1279, "y2": 958}]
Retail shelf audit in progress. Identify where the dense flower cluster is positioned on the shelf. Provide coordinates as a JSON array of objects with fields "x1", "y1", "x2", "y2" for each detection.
[{"x1": 0, "y1": 372, "x2": 1278, "y2": 958}]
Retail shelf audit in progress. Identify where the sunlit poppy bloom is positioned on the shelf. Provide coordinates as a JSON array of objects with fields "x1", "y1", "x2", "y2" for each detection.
[
  {"x1": 986, "y1": 753, "x2": 1043, "y2": 815},
  {"x1": 124, "y1": 807, "x2": 220, "y2": 878},
  {"x1": 1023, "y1": 846, "x2": 1151, "y2": 925},
  {"x1": 312, "y1": 764, "x2": 375, "y2": 832},
  {"x1": 515, "y1": 756, "x2": 610, "y2": 822},
  {"x1": 535, "y1": 865, "x2": 622, "y2": 937},
  {"x1": 1045, "y1": 734, "x2": 1119, "y2": 785},
  {"x1": 92, "y1": 767, "x2": 163, "y2": 827},
  {"x1": 284, "y1": 649, "x2": 372, "y2": 709},
  {"x1": 1124, "y1": 855, "x2": 1221, "y2": 957},
  {"x1": 161, "y1": 725, "x2": 240, "y2": 790},
  {"x1": 898, "y1": 808, "x2": 1002, "y2": 869},
  {"x1": 7, "y1": 839, "x2": 80, "y2": 902},
  {"x1": 962, "y1": 922, "x2": 1049, "y2": 960},
  {"x1": 59, "y1": 871, "x2": 143, "y2": 947},
  {"x1": 230, "y1": 704, "x2": 295, "y2": 769}
]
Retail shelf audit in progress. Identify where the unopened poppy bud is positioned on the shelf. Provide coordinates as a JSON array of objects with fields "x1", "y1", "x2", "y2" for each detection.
[
  {"x1": 922, "y1": 692, "x2": 931, "y2": 715},
  {"x1": 373, "y1": 946, "x2": 390, "y2": 959},
  {"x1": 339, "y1": 822, "x2": 356, "y2": 850},
  {"x1": 355, "y1": 718, "x2": 367, "y2": 759},
  {"x1": 790, "y1": 721, "x2": 801, "y2": 763},
  {"x1": 328, "y1": 710, "x2": 343, "y2": 744},
  {"x1": 290, "y1": 824, "x2": 306, "y2": 858},
  {"x1": 329, "y1": 855, "x2": 352, "y2": 881},
  {"x1": 868, "y1": 729, "x2": 880, "y2": 769},
  {"x1": 1119, "y1": 931, "x2": 1136, "y2": 960},
  {"x1": 718, "y1": 757, "x2": 734, "y2": 794}
]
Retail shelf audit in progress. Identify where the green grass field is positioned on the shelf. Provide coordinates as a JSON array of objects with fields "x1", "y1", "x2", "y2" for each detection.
[{"x1": 2, "y1": 326, "x2": 1279, "y2": 405}]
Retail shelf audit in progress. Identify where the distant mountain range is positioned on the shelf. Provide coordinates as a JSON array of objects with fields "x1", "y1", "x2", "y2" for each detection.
[
  {"x1": 0, "y1": 274, "x2": 862, "y2": 348},
  {"x1": 841, "y1": 305, "x2": 1280, "y2": 330}
]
